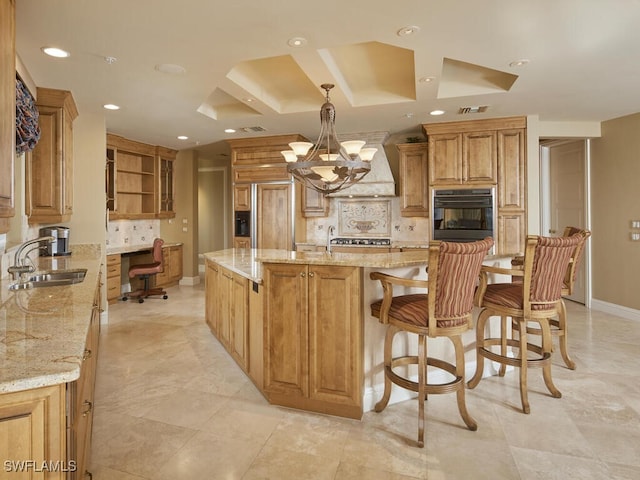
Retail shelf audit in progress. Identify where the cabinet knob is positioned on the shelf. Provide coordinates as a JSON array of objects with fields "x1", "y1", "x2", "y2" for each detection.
[
  {"x1": 308, "y1": 272, "x2": 314, "y2": 277},
  {"x1": 300, "y1": 272, "x2": 305, "y2": 277},
  {"x1": 83, "y1": 349, "x2": 92, "y2": 361}
]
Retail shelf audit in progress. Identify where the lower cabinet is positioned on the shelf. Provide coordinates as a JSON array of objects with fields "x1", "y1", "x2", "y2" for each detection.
[
  {"x1": 106, "y1": 254, "x2": 121, "y2": 304},
  {"x1": 262, "y1": 263, "x2": 363, "y2": 419},
  {"x1": 155, "y1": 244, "x2": 183, "y2": 287},
  {"x1": 67, "y1": 285, "x2": 101, "y2": 479},
  {"x1": 205, "y1": 261, "x2": 255, "y2": 384},
  {"x1": 0, "y1": 385, "x2": 66, "y2": 478}
]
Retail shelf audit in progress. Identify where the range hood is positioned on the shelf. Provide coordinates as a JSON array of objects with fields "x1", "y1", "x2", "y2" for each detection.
[{"x1": 328, "y1": 131, "x2": 396, "y2": 197}]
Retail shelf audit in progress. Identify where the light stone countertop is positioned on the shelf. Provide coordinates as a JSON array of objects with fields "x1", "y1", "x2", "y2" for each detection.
[
  {"x1": 106, "y1": 241, "x2": 182, "y2": 255},
  {"x1": 0, "y1": 244, "x2": 102, "y2": 393},
  {"x1": 204, "y1": 248, "x2": 432, "y2": 283}
]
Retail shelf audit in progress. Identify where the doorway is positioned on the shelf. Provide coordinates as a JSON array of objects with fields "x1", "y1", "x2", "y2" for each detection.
[
  {"x1": 540, "y1": 139, "x2": 591, "y2": 305},
  {"x1": 198, "y1": 167, "x2": 228, "y2": 272}
]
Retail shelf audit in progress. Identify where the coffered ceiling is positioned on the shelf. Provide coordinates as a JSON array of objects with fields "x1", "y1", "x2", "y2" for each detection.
[{"x1": 14, "y1": 0, "x2": 640, "y2": 156}]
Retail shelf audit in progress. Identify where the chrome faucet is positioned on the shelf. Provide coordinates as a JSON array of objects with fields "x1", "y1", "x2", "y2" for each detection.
[
  {"x1": 7, "y1": 236, "x2": 55, "y2": 281},
  {"x1": 326, "y1": 225, "x2": 335, "y2": 253}
]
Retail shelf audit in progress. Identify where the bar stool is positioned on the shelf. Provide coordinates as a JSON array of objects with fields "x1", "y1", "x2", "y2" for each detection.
[
  {"x1": 370, "y1": 237, "x2": 494, "y2": 447},
  {"x1": 467, "y1": 234, "x2": 581, "y2": 413}
]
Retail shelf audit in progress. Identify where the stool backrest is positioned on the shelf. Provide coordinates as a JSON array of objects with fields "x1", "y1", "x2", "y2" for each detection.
[{"x1": 561, "y1": 227, "x2": 591, "y2": 295}]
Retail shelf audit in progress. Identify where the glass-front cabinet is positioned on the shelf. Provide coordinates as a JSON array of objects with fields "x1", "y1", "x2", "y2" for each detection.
[{"x1": 157, "y1": 146, "x2": 176, "y2": 219}]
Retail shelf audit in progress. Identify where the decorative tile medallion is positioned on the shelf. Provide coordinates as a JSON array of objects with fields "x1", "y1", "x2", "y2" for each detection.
[{"x1": 338, "y1": 200, "x2": 391, "y2": 237}]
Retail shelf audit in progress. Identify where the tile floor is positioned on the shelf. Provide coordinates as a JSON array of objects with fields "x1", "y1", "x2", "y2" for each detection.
[{"x1": 90, "y1": 281, "x2": 640, "y2": 479}]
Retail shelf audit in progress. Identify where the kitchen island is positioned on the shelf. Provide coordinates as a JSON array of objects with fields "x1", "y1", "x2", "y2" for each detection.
[{"x1": 205, "y1": 248, "x2": 481, "y2": 419}]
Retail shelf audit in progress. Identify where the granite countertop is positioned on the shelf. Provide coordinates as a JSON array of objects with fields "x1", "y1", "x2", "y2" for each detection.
[
  {"x1": 106, "y1": 241, "x2": 183, "y2": 255},
  {"x1": 204, "y1": 248, "x2": 431, "y2": 283},
  {"x1": 0, "y1": 244, "x2": 102, "y2": 393}
]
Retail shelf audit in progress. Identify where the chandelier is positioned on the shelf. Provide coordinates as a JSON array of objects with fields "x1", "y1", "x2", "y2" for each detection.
[{"x1": 281, "y1": 84, "x2": 377, "y2": 195}]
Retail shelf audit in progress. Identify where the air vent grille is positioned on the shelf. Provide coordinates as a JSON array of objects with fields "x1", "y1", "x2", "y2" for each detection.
[
  {"x1": 240, "y1": 126, "x2": 267, "y2": 132},
  {"x1": 458, "y1": 106, "x2": 489, "y2": 114}
]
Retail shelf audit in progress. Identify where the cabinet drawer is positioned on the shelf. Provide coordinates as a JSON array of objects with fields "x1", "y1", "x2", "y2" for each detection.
[
  {"x1": 106, "y1": 264, "x2": 120, "y2": 277},
  {"x1": 107, "y1": 254, "x2": 121, "y2": 267}
]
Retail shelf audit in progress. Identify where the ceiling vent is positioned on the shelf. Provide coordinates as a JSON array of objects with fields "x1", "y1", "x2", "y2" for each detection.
[
  {"x1": 239, "y1": 126, "x2": 267, "y2": 132},
  {"x1": 458, "y1": 106, "x2": 489, "y2": 114}
]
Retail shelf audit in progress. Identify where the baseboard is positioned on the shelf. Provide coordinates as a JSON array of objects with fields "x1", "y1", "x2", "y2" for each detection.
[
  {"x1": 590, "y1": 299, "x2": 640, "y2": 321},
  {"x1": 179, "y1": 275, "x2": 200, "y2": 286}
]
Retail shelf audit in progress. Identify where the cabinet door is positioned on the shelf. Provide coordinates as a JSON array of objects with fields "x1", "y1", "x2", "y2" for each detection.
[
  {"x1": 0, "y1": 385, "x2": 66, "y2": 480},
  {"x1": 498, "y1": 212, "x2": 526, "y2": 255},
  {"x1": 463, "y1": 130, "x2": 497, "y2": 184},
  {"x1": 219, "y1": 267, "x2": 233, "y2": 346},
  {"x1": 234, "y1": 184, "x2": 251, "y2": 211},
  {"x1": 231, "y1": 273, "x2": 249, "y2": 368},
  {"x1": 307, "y1": 265, "x2": 362, "y2": 409},
  {"x1": 158, "y1": 156, "x2": 175, "y2": 218},
  {"x1": 27, "y1": 105, "x2": 64, "y2": 218},
  {"x1": 428, "y1": 133, "x2": 463, "y2": 185},
  {"x1": 168, "y1": 245, "x2": 183, "y2": 282},
  {"x1": 301, "y1": 186, "x2": 328, "y2": 217},
  {"x1": 205, "y1": 261, "x2": 219, "y2": 334},
  {"x1": 263, "y1": 263, "x2": 308, "y2": 398},
  {"x1": 234, "y1": 237, "x2": 251, "y2": 250},
  {"x1": 498, "y1": 128, "x2": 526, "y2": 209},
  {"x1": 397, "y1": 143, "x2": 429, "y2": 216},
  {"x1": 256, "y1": 183, "x2": 292, "y2": 250},
  {"x1": 154, "y1": 248, "x2": 171, "y2": 286},
  {"x1": 0, "y1": 0, "x2": 15, "y2": 233}
]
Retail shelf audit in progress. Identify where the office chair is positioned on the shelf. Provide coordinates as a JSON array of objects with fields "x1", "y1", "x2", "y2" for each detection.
[{"x1": 122, "y1": 238, "x2": 168, "y2": 303}]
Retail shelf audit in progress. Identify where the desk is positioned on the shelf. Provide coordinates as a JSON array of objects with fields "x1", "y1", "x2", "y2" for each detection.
[{"x1": 106, "y1": 242, "x2": 183, "y2": 303}]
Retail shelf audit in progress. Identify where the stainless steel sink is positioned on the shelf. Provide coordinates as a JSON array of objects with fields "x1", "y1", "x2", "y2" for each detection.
[{"x1": 8, "y1": 268, "x2": 87, "y2": 290}]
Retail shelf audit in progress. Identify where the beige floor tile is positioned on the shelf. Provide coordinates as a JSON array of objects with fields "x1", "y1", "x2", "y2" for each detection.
[{"x1": 88, "y1": 286, "x2": 640, "y2": 479}]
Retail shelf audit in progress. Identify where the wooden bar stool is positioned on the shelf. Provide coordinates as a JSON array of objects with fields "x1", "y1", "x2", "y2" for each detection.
[{"x1": 370, "y1": 237, "x2": 494, "y2": 447}]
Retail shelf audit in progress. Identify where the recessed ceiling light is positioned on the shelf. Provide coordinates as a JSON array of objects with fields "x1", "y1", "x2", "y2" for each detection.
[
  {"x1": 103, "y1": 104, "x2": 120, "y2": 110},
  {"x1": 224, "y1": 128, "x2": 236, "y2": 133},
  {"x1": 177, "y1": 135, "x2": 188, "y2": 140},
  {"x1": 419, "y1": 76, "x2": 435, "y2": 83},
  {"x1": 509, "y1": 59, "x2": 530, "y2": 67},
  {"x1": 155, "y1": 63, "x2": 186, "y2": 75},
  {"x1": 397, "y1": 25, "x2": 420, "y2": 37},
  {"x1": 287, "y1": 37, "x2": 307, "y2": 47},
  {"x1": 41, "y1": 47, "x2": 70, "y2": 58},
  {"x1": 430, "y1": 110, "x2": 445, "y2": 116}
]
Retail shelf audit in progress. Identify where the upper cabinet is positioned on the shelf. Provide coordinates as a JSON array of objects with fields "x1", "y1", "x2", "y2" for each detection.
[
  {"x1": 0, "y1": 0, "x2": 16, "y2": 233},
  {"x1": 397, "y1": 142, "x2": 429, "y2": 217},
  {"x1": 26, "y1": 87, "x2": 78, "y2": 224},
  {"x1": 425, "y1": 128, "x2": 497, "y2": 186},
  {"x1": 106, "y1": 134, "x2": 177, "y2": 220}
]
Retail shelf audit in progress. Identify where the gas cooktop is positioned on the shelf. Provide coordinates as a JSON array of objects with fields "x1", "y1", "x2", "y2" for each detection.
[{"x1": 330, "y1": 237, "x2": 391, "y2": 246}]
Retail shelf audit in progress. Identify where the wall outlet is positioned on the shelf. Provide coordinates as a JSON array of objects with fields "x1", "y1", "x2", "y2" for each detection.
[{"x1": 631, "y1": 232, "x2": 640, "y2": 241}]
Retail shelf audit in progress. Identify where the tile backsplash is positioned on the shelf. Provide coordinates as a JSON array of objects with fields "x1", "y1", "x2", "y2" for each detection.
[{"x1": 107, "y1": 219, "x2": 160, "y2": 247}]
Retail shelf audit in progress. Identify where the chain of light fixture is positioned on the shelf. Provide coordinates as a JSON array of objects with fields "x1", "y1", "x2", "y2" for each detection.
[{"x1": 282, "y1": 84, "x2": 377, "y2": 195}]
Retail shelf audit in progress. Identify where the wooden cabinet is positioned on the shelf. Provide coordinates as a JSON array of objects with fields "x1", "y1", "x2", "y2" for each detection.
[
  {"x1": 256, "y1": 183, "x2": 293, "y2": 250},
  {"x1": 106, "y1": 254, "x2": 121, "y2": 304},
  {"x1": 426, "y1": 130, "x2": 496, "y2": 186},
  {"x1": 263, "y1": 263, "x2": 363, "y2": 419},
  {"x1": 26, "y1": 88, "x2": 78, "y2": 224},
  {"x1": 67, "y1": 283, "x2": 101, "y2": 479},
  {"x1": 0, "y1": 0, "x2": 15, "y2": 234},
  {"x1": 106, "y1": 134, "x2": 177, "y2": 220},
  {"x1": 205, "y1": 260, "x2": 219, "y2": 335},
  {"x1": 234, "y1": 184, "x2": 251, "y2": 211},
  {"x1": 234, "y1": 237, "x2": 251, "y2": 250},
  {"x1": 497, "y1": 128, "x2": 527, "y2": 254},
  {"x1": 0, "y1": 385, "x2": 66, "y2": 478},
  {"x1": 205, "y1": 262, "x2": 249, "y2": 369},
  {"x1": 301, "y1": 186, "x2": 328, "y2": 217},
  {"x1": 155, "y1": 244, "x2": 183, "y2": 287},
  {"x1": 423, "y1": 116, "x2": 527, "y2": 254},
  {"x1": 397, "y1": 143, "x2": 429, "y2": 217},
  {"x1": 157, "y1": 147, "x2": 176, "y2": 219}
]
